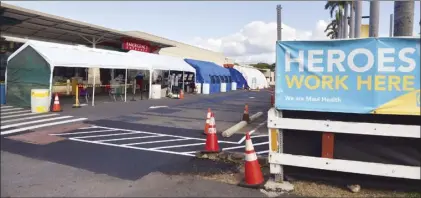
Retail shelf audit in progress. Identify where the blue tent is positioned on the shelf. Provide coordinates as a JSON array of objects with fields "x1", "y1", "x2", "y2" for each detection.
[
  {"x1": 228, "y1": 68, "x2": 248, "y2": 89},
  {"x1": 184, "y1": 59, "x2": 232, "y2": 93}
]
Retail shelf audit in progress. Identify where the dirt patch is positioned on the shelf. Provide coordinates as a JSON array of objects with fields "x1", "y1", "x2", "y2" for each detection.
[
  {"x1": 292, "y1": 181, "x2": 420, "y2": 198},
  {"x1": 7, "y1": 123, "x2": 92, "y2": 145}
]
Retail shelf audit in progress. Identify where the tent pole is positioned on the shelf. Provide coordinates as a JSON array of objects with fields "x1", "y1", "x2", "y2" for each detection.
[
  {"x1": 124, "y1": 68, "x2": 128, "y2": 102},
  {"x1": 182, "y1": 71, "x2": 185, "y2": 92},
  {"x1": 149, "y1": 69, "x2": 153, "y2": 99},
  {"x1": 92, "y1": 67, "x2": 96, "y2": 106}
]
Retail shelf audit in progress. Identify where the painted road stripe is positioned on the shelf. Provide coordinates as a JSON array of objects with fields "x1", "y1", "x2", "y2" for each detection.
[
  {"x1": 1, "y1": 105, "x2": 13, "y2": 109},
  {"x1": 0, "y1": 118, "x2": 88, "y2": 136},
  {"x1": 150, "y1": 142, "x2": 206, "y2": 150},
  {"x1": 93, "y1": 126, "x2": 239, "y2": 144},
  {"x1": 256, "y1": 150, "x2": 269, "y2": 155},
  {"x1": 251, "y1": 134, "x2": 269, "y2": 138},
  {"x1": 1, "y1": 107, "x2": 23, "y2": 112},
  {"x1": 69, "y1": 138, "x2": 195, "y2": 157},
  {"x1": 51, "y1": 129, "x2": 115, "y2": 136},
  {"x1": 98, "y1": 135, "x2": 163, "y2": 142},
  {"x1": 123, "y1": 138, "x2": 189, "y2": 146},
  {"x1": 1, "y1": 113, "x2": 59, "y2": 124},
  {"x1": 1, "y1": 110, "x2": 32, "y2": 115},
  {"x1": 222, "y1": 141, "x2": 269, "y2": 151},
  {"x1": 1, "y1": 116, "x2": 73, "y2": 130},
  {"x1": 1, "y1": 112, "x2": 38, "y2": 119},
  {"x1": 78, "y1": 126, "x2": 99, "y2": 130},
  {"x1": 238, "y1": 120, "x2": 267, "y2": 144},
  {"x1": 72, "y1": 132, "x2": 137, "y2": 139}
]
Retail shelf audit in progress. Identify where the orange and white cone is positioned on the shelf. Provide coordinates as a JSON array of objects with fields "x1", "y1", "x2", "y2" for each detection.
[
  {"x1": 240, "y1": 132, "x2": 265, "y2": 188},
  {"x1": 204, "y1": 108, "x2": 212, "y2": 135},
  {"x1": 52, "y1": 93, "x2": 62, "y2": 112},
  {"x1": 242, "y1": 104, "x2": 250, "y2": 123},
  {"x1": 179, "y1": 89, "x2": 184, "y2": 99},
  {"x1": 203, "y1": 112, "x2": 220, "y2": 152}
]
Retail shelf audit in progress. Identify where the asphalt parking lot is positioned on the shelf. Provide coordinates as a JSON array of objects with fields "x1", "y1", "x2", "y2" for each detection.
[{"x1": 1, "y1": 89, "x2": 273, "y2": 197}]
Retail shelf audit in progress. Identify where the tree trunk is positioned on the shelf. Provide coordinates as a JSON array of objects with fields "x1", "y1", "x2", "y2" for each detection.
[{"x1": 393, "y1": 1, "x2": 415, "y2": 36}]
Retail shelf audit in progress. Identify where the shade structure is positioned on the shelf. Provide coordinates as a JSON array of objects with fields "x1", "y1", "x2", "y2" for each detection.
[
  {"x1": 228, "y1": 68, "x2": 248, "y2": 89},
  {"x1": 128, "y1": 51, "x2": 196, "y2": 73},
  {"x1": 234, "y1": 66, "x2": 269, "y2": 89},
  {"x1": 184, "y1": 58, "x2": 230, "y2": 83}
]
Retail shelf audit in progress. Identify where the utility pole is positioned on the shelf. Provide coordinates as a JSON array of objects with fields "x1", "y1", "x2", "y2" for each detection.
[
  {"x1": 354, "y1": 0, "x2": 362, "y2": 38},
  {"x1": 369, "y1": 0, "x2": 380, "y2": 37},
  {"x1": 349, "y1": 1, "x2": 355, "y2": 38},
  {"x1": 277, "y1": 5, "x2": 282, "y2": 41}
]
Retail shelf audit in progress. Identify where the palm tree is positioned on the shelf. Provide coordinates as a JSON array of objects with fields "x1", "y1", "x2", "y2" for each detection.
[
  {"x1": 393, "y1": 1, "x2": 415, "y2": 36},
  {"x1": 325, "y1": 11, "x2": 340, "y2": 39},
  {"x1": 324, "y1": 1, "x2": 347, "y2": 38}
]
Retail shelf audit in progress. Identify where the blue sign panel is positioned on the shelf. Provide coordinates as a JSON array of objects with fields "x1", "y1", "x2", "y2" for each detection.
[{"x1": 275, "y1": 37, "x2": 420, "y2": 116}]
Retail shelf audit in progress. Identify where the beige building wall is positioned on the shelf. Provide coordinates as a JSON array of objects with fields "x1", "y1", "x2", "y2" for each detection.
[{"x1": 126, "y1": 31, "x2": 234, "y2": 66}]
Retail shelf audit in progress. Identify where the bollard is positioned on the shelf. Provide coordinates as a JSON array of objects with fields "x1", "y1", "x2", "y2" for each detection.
[
  {"x1": 72, "y1": 85, "x2": 81, "y2": 108},
  {"x1": 222, "y1": 112, "x2": 264, "y2": 137}
]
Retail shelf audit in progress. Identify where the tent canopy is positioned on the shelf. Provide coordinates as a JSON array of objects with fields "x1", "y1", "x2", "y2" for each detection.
[
  {"x1": 234, "y1": 66, "x2": 269, "y2": 89},
  {"x1": 228, "y1": 68, "x2": 248, "y2": 89},
  {"x1": 184, "y1": 59, "x2": 230, "y2": 83},
  {"x1": 7, "y1": 40, "x2": 151, "y2": 70},
  {"x1": 128, "y1": 51, "x2": 195, "y2": 73}
]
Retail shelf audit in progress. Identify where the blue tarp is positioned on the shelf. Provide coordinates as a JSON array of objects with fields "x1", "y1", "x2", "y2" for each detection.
[
  {"x1": 184, "y1": 59, "x2": 231, "y2": 84},
  {"x1": 228, "y1": 68, "x2": 248, "y2": 89}
]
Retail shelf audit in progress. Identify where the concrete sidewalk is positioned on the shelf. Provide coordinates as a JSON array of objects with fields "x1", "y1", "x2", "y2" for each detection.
[{"x1": 1, "y1": 151, "x2": 271, "y2": 197}]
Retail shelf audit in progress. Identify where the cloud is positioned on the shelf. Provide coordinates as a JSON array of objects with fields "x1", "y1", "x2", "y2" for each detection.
[{"x1": 188, "y1": 20, "x2": 331, "y2": 64}]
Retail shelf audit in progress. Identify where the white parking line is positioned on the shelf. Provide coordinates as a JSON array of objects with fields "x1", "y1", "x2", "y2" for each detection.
[
  {"x1": 150, "y1": 142, "x2": 206, "y2": 150},
  {"x1": 1, "y1": 116, "x2": 73, "y2": 130},
  {"x1": 123, "y1": 138, "x2": 189, "y2": 146},
  {"x1": 70, "y1": 138, "x2": 195, "y2": 157},
  {"x1": 1, "y1": 110, "x2": 32, "y2": 115},
  {"x1": 1, "y1": 107, "x2": 23, "y2": 112},
  {"x1": 251, "y1": 134, "x2": 269, "y2": 138},
  {"x1": 98, "y1": 135, "x2": 163, "y2": 142},
  {"x1": 237, "y1": 121, "x2": 267, "y2": 144},
  {"x1": 78, "y1": 126, "x2": 99, "y2": 130},
  {"x1": 1, "y1": 118, "x2": 88, "y2": 135},
  {"x1": 256, "y1": 150, "x2": 269, "y2": 155},
  {"x1": 1, "y1": 105, "x2": 13, "y2": 109},
  {"x1": 1, "y1": 112, "x2": 38, "y2": 119},
  {"x1": 1, "y1": 113, "x2": 59, "y2": 124},
  {"x1": 72, "y1": 132, "x2": 136, "y2": 139},
  {"x1": 222, "y1": 141, "x2": 269, "y2": 151},
  {"x1": 51, "y1": 129, "x2": 115, "y2": 136},
  {"x1": 92, "y1": 126, "x2": 239, "y2": 144}
]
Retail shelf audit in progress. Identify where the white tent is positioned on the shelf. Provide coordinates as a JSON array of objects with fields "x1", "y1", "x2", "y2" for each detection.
[
  {"x1": 234, "y1": 65, "x2": 269, "y2": 89},
  {"x1": 128, "y1": 51, "x2": 196, "y2": 73}
]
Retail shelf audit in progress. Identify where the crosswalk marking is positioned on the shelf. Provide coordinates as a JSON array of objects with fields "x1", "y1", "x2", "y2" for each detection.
[
  {"x1": 1, "y1": 112, "x2": 38, "y2": 119},
  {"x1": 1, "y1": 113, "x2": 59, "y2": 124},
  {"x1": 72, "y1": 132, "x2": 137, "y2": 139},
  {"x1": 1, "y1": 118, "x2": 88, "y2": 135},
  {"x1": 1, "y1": 107, "x2": 23, "y2": 112},
  {"x1": 1, "y1": 116, "x2": 74, "y2": 130},
  {"x1": 0, "y1": 105, "x2": 13, "y2": 109},
  {"x1": 2, "y1": 110, "x2": 32, "y2": 115}
]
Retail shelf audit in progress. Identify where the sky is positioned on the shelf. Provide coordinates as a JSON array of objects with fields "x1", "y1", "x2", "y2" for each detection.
[{"x1": 4, "y1": 1, "x2": 421, "y2": 64}]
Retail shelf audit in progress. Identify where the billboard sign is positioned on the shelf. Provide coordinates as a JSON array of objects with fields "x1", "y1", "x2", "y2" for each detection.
[{"x1": 275, "y1": 37, "x2": 420, "y2": 116}]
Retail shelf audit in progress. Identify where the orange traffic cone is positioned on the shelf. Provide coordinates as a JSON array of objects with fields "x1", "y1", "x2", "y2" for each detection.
[
  {"x1": 239, "y1": 132, "x2": 265, "y2": 188},
  {"x1": 203, "y1": 112, "x2": 220, "y2": 153},
  {"x1": 179, "y1": 89, "x2": 184, "y2": 99},
  {"x1": 52, "y1": 93, "x2": 62, "y2": 112},
  {"x1": 242, "y1": 104, "x2": 250, "y2": 123},
  {"x1": 204, "y1": 108, "x2": 211, "y2": 135}
]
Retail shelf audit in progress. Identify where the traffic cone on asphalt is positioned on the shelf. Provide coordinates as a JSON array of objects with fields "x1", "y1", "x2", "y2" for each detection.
[
  {"x1": 242, "y1": 104, "x2": 250, "y2": 123},
  {"x1": 52, "y1": 93, "x2": 62, "y2": 112},
  {"x1": 204, "y1": 108, "x2": 212, "y2": 135},
  {"x1": 179, "y1": 89, "x2": 184, "y2": 99},
  {"x1": 240, "y1": 132, "x2": 265, "y2": 188},
  {"x1": 203, "y1": 112, "x2": 220, "y2": 152}
]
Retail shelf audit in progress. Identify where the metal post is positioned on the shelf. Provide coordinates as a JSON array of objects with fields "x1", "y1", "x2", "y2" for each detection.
[
  {"x1": 91, "y1": 40, "x2": 96, "y2": 107},
  {"x1": 369, "y1": 0, "x2": 380, "y2": 37},
  {"x1": 355, "y1": 0, "x2": 362, "y2": 38},
  {"x1": 149, "y1": 69, "x2": 153, "y2": 99},
  {"x1": 277, "y1": 5, "x2": 282, "y2": 41},
  {"x1": 344, "y1": 2, "x2": 349, "y2": 39},
  {"x1": 124, "y1": 68, "x2": 127, "y2": 102},
  {"x1": 349, "y1": 2, "x2": 355, "y2": 38},
  {"x1": 389, "y1": 14, "x2": 394, "y2": 37}
]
